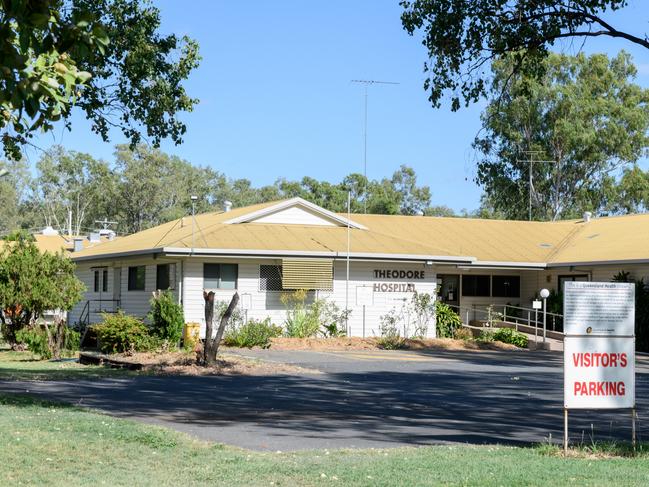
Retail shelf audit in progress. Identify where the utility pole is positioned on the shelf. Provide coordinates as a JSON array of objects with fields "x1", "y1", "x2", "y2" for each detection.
[
  {"x1": 351, "y1": 79, "x2": 399, "y2": 212},
  {"x1": 516, "y1": 150, "x2": 555, "y2": 221}
]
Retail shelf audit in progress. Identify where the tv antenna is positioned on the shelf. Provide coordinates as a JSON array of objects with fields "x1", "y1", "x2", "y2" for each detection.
[
  {"x1": 351, "y1": 79, "x2": 399, "y2": 211},
  {"x1": 95, "y1": 218, "x2": 118, "y2": 230}
]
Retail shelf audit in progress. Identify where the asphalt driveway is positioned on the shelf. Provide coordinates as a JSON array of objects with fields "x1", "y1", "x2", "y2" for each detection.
[{"x1": 1, "y1": 348, "x2": 648, "y2": 451}]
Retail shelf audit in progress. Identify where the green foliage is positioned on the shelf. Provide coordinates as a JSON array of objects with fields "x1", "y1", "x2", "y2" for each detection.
[
  {"x1": 223, "y1": 318, "x2": 283, "y2": 349},
  {"x1": 148, "y1": 291, "x2": 184, "y2": 345},
  {"x1": 435, "y1": 301, "x2": 462, "y2": 338},
  {"x1": 0, "y1": 234, "x2": 84, "y2": 346},
  {"x1": 377, "y1": 309, "x2": 407, "y2": 350},
  {"x1": 410, "y1": 292, "x2": 435, "y2": 337},
  {"x1": 281, "y1": 290, "x2": 321, "y2": 338},
  {"x1": 400, "y1": 1, "x2": 644, "y2": 111},
  {"x1": 0, "y1": 0, "x2": 199, "y2": 160},
  {"x1": 320, "y1": 322, "x2": 347, "y2": 338},
  {"x1": 473, "y1": 51, "x2": 649, "y2": 221},
  {"x1": 476, "y1": 330, "x2": 495, "y2": 343},
  {"x1": 493, "y1": 328, "x2": 529, "y2": 348},
  {"x1": 16, "y1": 326, "x2": 79, "y2": 359},
  {"x1": 15, "y1": 327, "x2": 50, "y2": 359},
  {"x1": 94, "y1": 312, "x2": 156, "y2": 354},
  {"x1": 611, "y1": 272, "x2": 649, "y2": 352}
]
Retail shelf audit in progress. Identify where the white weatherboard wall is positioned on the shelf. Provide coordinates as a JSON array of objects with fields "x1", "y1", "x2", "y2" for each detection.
[
  {"x1": 251, "y1": 206, "x2": 337, "y2": 226},
  {"x1": 181, "y1": 258, "x2": 436, "y2": 338},
  {"x1": 69, "y1": 258, "x2": 180, "y2": 325}
]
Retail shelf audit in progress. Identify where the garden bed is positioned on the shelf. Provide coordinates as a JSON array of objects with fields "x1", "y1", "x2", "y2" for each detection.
[
  {"x1": 79, "y1": 350, "x2": 318, "y2": 376},
  {"x1": 265, "y1": 337, "x2": 521, "y2": 351}
]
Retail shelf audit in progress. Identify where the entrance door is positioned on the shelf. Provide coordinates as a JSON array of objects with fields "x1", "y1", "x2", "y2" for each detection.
[{"x1": 438, "y1": 274, "x2": 460, "y2": 308}]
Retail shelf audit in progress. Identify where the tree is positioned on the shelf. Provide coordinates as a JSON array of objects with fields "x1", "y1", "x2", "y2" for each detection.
[
  {"x1": 474, "y1": 52, "x2": 649, "y2": 220},
  {"x1": 608, "y1": 165, "x2": 649, "y2": 214},
  {"x1": 0, "y1": 0, "x2": 200, "y2": 160},
  {"x1": 0, "y1": 232, "x2": 84, "y2": 349},
  {"x1": 400, "y1": 1, "x2": 648, "y2": 110},
  {"x1": 35, "y1": 146, "x2": 115, "y2": 235},
  {"x1": 202, "y1": 291, "x2": 239, "y2": 366},
  {"x1": 0, "y1": 158, "x2": 33, "y2": 234}
]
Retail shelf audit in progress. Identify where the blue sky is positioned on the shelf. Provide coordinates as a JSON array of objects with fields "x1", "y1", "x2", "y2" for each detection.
[{"x1": 28, "y1": 0, "x2": 649, "y2": 212}]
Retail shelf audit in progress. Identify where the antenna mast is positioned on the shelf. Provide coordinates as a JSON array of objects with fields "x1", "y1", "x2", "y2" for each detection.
[{"x1": 351, "y1": 79, "x2": 399, "y2": 212}]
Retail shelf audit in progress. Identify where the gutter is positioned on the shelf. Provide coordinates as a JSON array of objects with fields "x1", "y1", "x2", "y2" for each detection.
[
  {"x1": 547, "y1": 258, "x2": 649, "y2": 268},
  {"x1": 72, "y1": 246, "x2": 476, "y2": 265}
]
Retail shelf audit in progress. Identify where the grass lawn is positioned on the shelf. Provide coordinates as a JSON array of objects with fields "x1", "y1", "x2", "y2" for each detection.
[
  {"x1": 1, "y1": 394, "x2": 649, "y2": 486},
  {"x1": 0, "y1": 349, "x2": 133, "y2": 381}
]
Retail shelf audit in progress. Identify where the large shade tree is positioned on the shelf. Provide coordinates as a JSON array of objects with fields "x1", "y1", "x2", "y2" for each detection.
[
  {"x1": 0, "y1": 0, "x2": 199, "y2": 160},
  {"x1": 474, "y1": 51, "x2": 649, "y2": 221},
  {"x1": 401, "y1": 0, "x2": 649, "y2": 110}
]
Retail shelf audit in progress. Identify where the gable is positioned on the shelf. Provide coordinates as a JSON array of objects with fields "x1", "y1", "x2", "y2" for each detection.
[
  {"x1": 223, "y1": 197, "x2": 366, "y2": 229},
  {"x1": 253, "y1": 205, "x2": 338, "y2": 226}
]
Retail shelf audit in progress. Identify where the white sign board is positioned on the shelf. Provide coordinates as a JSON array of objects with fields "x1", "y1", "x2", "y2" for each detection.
[
  {"x1": 532, "y1": 300, "x2": 542, "y2": 310},
  {"x1": 356, "y1": 286, "x2": 374, "y2": 306},
  {"x1": 564, "y1": 336, "x2": 635, "y2": 409},
  {"x1": 564, "y1": 281, "x2": 635, "y2": 336}
]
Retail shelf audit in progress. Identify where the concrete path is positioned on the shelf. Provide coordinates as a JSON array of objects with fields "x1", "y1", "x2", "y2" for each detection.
[{"x1": 1, "y1": 348, "x2": 648, "y2": 451}]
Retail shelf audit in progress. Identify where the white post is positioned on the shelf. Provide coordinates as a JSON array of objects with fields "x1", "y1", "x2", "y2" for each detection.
[
  {"x1": 345, "y1": 191, "x2": 351, "y2": 335},
  {"x1": 540, "y1": 288, "x2": 550, "y2": 344}
]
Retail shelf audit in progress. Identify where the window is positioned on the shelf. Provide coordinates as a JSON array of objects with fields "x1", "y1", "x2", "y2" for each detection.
[
  {"x1": 462, "y1": 275, "x2": 490, "y2": 297},
  {"x1": 102, "y1": 269, "x2": 108, "y2": 293},
  {"x1": 260, "y1": 265, "x2": 283, "y2": 291},
  {"x1": 128, "y1": 266, "x2": 146, "y2": 291},
  {"x1": 156, "y1": 264, "x2": 176, "y2": 290},
  {"x1": 492, "y1": 276, "x2": 520, "y2": 298},
  {"x1": 93, "y1": 270, "x2": 100, "y2": 292},
  {"x1": 204, "y1": 263, "x2": 238, "y2": 290}
]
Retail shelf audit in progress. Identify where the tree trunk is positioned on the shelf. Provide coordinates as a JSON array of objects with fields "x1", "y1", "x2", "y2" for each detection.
[
  {"x1": 202, "y1": 291, "x2": 239, "y2": 366},
  {"x1": 43, "y1": 316, "x2": 65, "y2": 360}
]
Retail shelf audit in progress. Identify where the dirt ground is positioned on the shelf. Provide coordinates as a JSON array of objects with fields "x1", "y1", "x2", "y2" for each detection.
[
  {"x1": 98, "y1": 350, "x2": 319, "y2": 376},
  {"x1": 266, "y1": 337, "x2": 520, "y2": 352}
]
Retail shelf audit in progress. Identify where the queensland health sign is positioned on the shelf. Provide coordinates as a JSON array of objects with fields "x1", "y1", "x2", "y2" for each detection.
[{"x1": 563, "y1": 281, "x2": 635, "y2": 410}]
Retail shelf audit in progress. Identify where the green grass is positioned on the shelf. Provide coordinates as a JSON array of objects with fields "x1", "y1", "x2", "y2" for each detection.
[
  {"x1": 0, "y1": 349, "x2": 134, "y2": 381},
  {"x1": 1, "y1": 394, "x2": 649, "y2": 487}
]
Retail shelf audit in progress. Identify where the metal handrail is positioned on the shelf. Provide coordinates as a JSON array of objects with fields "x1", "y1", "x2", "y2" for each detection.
[{"x1": 444, "y1": 302, "x2": 564, "y2": 333}]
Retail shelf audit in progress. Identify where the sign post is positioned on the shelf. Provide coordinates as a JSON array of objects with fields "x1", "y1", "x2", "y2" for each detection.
[{"x1": 563, "y1": 281, "x2": 635, "y2": 454}]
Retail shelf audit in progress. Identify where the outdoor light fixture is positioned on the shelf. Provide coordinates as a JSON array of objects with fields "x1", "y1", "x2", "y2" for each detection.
[{"x1": 540, "y1": 288, "x2": 550, "y2": 299}]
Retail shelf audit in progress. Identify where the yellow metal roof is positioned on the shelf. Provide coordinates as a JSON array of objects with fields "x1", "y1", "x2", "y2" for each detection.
[{"x1": 70, "y1": 198, "x2": 649, "y2": 266}]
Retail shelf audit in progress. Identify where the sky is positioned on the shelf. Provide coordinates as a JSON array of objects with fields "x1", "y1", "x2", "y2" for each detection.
[{"x1": 27, "y1": 0, "x2": 649, "y2": 212}]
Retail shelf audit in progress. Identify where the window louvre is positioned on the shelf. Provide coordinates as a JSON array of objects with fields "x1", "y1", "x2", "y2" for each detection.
[{"x1": 281, "y1": 259, "x2": 333, "y2": 291}]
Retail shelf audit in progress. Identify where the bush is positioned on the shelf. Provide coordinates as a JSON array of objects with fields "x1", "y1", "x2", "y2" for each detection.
[
  {"x1": 16, "y1": 327, "x2": 50, "y2": 358},
  {"x1": 94, "y1": 312, "x2": 157, "y2": 354},
  {"x1": 223, "y1": 318, "x2": 283, "y2": 348},
  {"x1": 436, "y1": 302, "x2": 462, "y2": 338},
  {"x1": 476, "y1": 329, "x2": 495, "y2": 343},
  {"x1": 148, "y1": 291, "x2": 184, "y2": 345},
  {"x1": 16, "y1": 325, "x2": 79, "y2": 359},
  {"x1": 493, "y1": 328, "x2": 529, "y2": 348},
  {"x1": 453, "y1": 327, "x2": 473, "y2": 341},
  {"x1": 281, "y1": 290, "x2": 321, "y2": 338},
  {"x1": 377, "y1": 309, "x2": 407, "y2": 350}
]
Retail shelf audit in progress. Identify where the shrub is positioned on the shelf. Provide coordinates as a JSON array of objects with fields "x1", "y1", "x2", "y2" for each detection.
[
  {"x1": 411, "y1": 292, "x2": 435, "y2": 338},
  {"x1": 377, "y1": 309, "x2": 407, "y2": 350},
  {"x1": 281, "y1": 290, "x2": 320, "y2": 338},
  {"x1": 493, "y1": 328, "x2": 529, "y2": 348},
  {"x1": 223, "y1": 318, "x2": 283, "y2": 348},
  {"x1": 476, "y1": 329, "x2": 495, "y2": 343},
  {"x1": 16, "y1": 325, "x2": 79, "y2": 360},
  {"x1": 436, "y1": 301, "x2": 462, "y2": 338},
  {"x1": 94, "y1": 312, "x2": 157, "y2": 354},
  {"x1": 148, "y1": 291, "x2": 184, "y2": 345},
  {"x1": 16, "y1": 327, "x2": 50, "y2": 358},
  {"x1": 453, "y1": 327, "x2": 473, "y2": 341}
]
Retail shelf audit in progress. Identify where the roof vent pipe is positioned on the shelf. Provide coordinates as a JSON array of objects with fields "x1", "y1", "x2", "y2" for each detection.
[
  {"x1": 224, "y1": 200, "x2": 233, "y2": 212},
  {"x1": 73, "y1": 238, "x2": 84, "y2": 252},
  {"x1": 583, "y1": 211, "x2": 592, "y2": 223}
]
